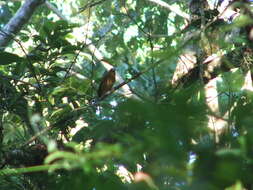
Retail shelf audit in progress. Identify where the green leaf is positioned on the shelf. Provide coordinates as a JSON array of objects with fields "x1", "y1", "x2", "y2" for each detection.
[
  {"x1": 219, "y1": 69, "x2": 245, "y2": 92},
  {"x1": 68, "y1": 76, "x2": 91, "y2": 94},
  {"x1": 0, "y1": 52, "x2": 24, "y2": 65},
  {"x1": 72, "y1": 127, "x2": 91, "y2": 143},
  {"x1": 50, "y1": 104, "x2": 73, "y2": 121}
]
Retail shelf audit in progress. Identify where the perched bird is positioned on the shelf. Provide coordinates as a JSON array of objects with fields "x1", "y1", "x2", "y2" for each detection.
[{"x1": 97, "y1": 68, "x2": 116, "y2": 98}]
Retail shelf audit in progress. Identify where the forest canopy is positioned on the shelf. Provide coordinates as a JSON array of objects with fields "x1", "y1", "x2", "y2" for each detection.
[{"x1": 0, "y1": 0, "x2": 253, "y2": 189}]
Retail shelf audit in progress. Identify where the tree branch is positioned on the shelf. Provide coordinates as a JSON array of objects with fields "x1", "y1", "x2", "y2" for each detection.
[
  {"x1": 45, "y1": 0, "x2": 68, "y2": 21},
  {"x1": 98, "y1": 59, "x2": 165, "y2": 101},
  {"x1": 146, "y1": 0, "x2": 190, "y2": 21},
  {"x1": 0, "y1": 0, "x2": 45, "y2": 48},
  {"x1": 79, "y1": 0, "x2": 109, "y2": 12},
  {"x1": 86, "y1": 39, "x2": 140, "y2": 100}
]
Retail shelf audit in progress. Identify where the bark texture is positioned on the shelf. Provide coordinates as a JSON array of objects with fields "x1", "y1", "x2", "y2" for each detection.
[{"x1": 0, "y1": 0, "x2": 45, "y2": 48}]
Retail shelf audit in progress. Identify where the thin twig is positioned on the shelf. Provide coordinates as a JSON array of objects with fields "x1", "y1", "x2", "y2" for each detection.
[
  {"x1": 98, "y1": 59, "x2": 165, "y2": 101},
  {"x1": 79, "y1": 0, "x2": 109, "y2": 13},
  {"x1": 63, "y1": 8, "x2": 98, "y2": 80},
  {"x1": 148, "y1": 36, "x2": 158, "y2": 102},
  {"x1": 0, "y1": 30, "x2": 42, "y2": 91},
  {"x1": 0, "y1": 73, "x2": 38, "y2": 88},
  {"x1": 123, "y1": 4, "x2": 150, "y2": 37}
]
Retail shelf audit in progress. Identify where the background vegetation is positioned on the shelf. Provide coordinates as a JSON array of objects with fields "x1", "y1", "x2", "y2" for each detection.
[{"x1": 0, "y1": 0, "x2": 253, "y2": 189}]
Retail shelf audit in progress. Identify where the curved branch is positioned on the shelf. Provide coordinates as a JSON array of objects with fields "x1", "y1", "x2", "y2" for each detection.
[
  {"x1": 146, "y1": 0, "x2": 190, "y2": 21},
  {"x1": 0, "y1": 0, "x2": 45, "y2": 48},
  {"x1": 45, "y1": 0, "x2": 67, "y2": 21},
  {"x1": 79, "y1": 0, "x2": 109, "y2": 12}
]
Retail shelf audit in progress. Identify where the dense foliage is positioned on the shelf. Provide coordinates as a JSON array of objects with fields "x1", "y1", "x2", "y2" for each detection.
[{"x1": 0, "y1": 0, "x2": 253, "y2": 189}]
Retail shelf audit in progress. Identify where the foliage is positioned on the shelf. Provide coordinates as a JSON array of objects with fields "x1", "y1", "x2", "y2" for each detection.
[{"x1": 1, "y1": 0, "x2": 253, "y2": 190}]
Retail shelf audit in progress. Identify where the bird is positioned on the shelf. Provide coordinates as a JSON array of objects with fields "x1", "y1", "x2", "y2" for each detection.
[{"x1": 97, "y1": 68, "x2": 116, "y2": 98}]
